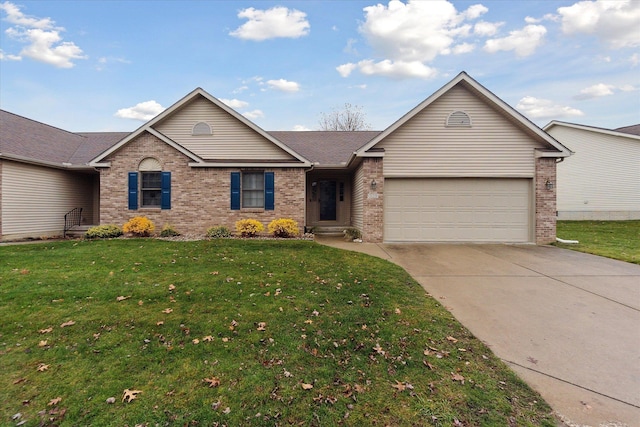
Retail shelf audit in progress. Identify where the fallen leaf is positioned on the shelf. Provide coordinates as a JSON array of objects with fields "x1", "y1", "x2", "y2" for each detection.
[
  {"x1": 13, "y1": 378, "x2": 26, "y2": 385},
  {"x1": 93, "y1": 333, "x2": 100, "y2": 340},
  {"x1": 423, "y1": 360, "x2": 436, "y2": 370},
  {"x1": 256, "y1": 322, "x2": 266, "y2": 331},
  {"x1": 373, "y1": 343, "x2": 385, "y2": 356},
  {"x1": 38, "y1": 340, "x2": 48, "y2": 347},
  {"x1": 138, "y1": 300, "x2": 144, "y2": 306},
  {"x1": 106, "y1": 397, "x2": 116, "y2": 404},
  {"x1": 391, "y1": 381, "x2": 406, "y2": 391},
  {"x1": 48, "y1": 397, "x2": 62, "y2": 406},
  {"x1": 156, "y1": 321, "x2": 164, "y2": 326},
  {"x1": 354, "y1": 384, "x2": 365, "y2": 393},
  {"x1": 168, "y1": 284, "x2": 176, "y2": 291},
  {"x1": 203, "y1": 377, "x2": 221, "y2": 388},
  {"x1": 301, "y1": 383, "x2": 314, "y2": 390},
  {"x1": 192, "y1": 339, "x2": 200, "y2": 345},
  {"x1": 222, "y1": 407, "x2": 231, "y2": 414},
  {"x1": 37, "y1": 363, "x2": 49, "y2": 372},
  {"x1": 446, "y1": 336, "x2": 458, "y2": 343},
  {"x1": 162, "y1": 308, "x2": 173, "y2": 314},
  {"x1": 39, "y1": 328, "x2": 53, "y2": 334},
  {"x1": 116, "y1": 295, "x2": 130, "y2": 301},
  {"x1": 60, "y1": 320, "x2": 75, "y2": 328},
  {"x1": 202, "y1": 335, "x2": 214, "y2": 342},
  {"x1": 394, "y1": 308, "x2": 402, "y2": 314},
  {"x1": 122, "y1": 389, "x2": 142, "y2": 403},
  {"x1": 451, "y1": 372, "x2": 465, "y2": 384},
  {"x1": 527, "y1": 356, "x2": 538, "y2": 364}
]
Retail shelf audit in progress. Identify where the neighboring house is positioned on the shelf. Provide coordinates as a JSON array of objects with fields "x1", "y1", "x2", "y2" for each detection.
[
  {"x1": 544, "y1": 121, "x2": 640, "y2": 220},
  {"x1": 1, "y1": 72, "x2": 571, "y2": 243}
]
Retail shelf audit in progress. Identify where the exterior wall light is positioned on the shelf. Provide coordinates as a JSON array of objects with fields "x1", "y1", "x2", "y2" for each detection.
[
  {"x1": 371, "y1": 179, "x2": 377, "y2": 190},
  {"x1": 545, "y1": 179, "x2": 554, "y2": 190}
]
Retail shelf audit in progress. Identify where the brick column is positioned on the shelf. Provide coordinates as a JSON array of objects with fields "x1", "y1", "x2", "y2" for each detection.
[
  {"x1": 535, "y1": 157, "x2": 557, "y2": 244},
  {"x1": 361, "y1": 157, "x2": 384, "y2": 243}
]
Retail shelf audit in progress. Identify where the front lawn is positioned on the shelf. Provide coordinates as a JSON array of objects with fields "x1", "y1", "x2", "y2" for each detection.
[
  {"x1": 555, "y1": 220, "x2": 640, "y2": 264},
  {"x1": 0, "y1": 239, "x2": 556, "y2": 426}
]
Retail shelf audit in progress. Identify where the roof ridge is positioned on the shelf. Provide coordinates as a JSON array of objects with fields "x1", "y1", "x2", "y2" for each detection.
[{"x1": 0, "y1": 109, "x2": 86, "y2": 140}]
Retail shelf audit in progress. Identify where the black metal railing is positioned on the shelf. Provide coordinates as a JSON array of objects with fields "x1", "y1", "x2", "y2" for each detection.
[{"x1": 63, "y1": 207, "x2": 83, "y2": 238}]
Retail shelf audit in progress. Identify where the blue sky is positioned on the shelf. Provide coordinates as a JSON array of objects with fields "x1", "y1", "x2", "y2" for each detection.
[{"x1": 1, "y1": 0, "x2": 638, "y2": 132}]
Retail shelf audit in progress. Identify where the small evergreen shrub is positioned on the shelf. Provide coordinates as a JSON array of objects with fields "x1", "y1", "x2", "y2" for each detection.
[
  {"x1": 235, "y1": 219, "x2": 264, "y2": 237},
  {"x1": 160, "y1": 223, "x2": 180, "y2": 237},
  {"x1": 123, "y1": 216, "x2": 155, "y2": 237},
  {"x1": 344, "y1": 227, "x2": 362, "y2": 241},
  {"x1": 268, "y1": 218, "x2": 300, "y2": 238},
  {"x1": 85, "y1": 224, "x2": 123, "y2": 239},
  {"x1": 206, "y1": 225, "x2": 232, "y2": 238}
]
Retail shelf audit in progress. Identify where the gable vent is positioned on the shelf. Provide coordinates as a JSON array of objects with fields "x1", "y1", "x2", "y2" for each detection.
[
  {"x1": 446, "y1": 111, "x2": 471, "y2": 127},
  {"x1": 192, "y1": 121, "x2": 212, "y2": 135},
  {"x1": 139, "y1": 157, "x2": 161, "y2": 171}
]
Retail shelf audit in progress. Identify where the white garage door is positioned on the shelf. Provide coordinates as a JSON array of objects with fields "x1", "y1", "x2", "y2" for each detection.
[{"x1": 384, "y1": 178, "x2": 531, "y2": 243}]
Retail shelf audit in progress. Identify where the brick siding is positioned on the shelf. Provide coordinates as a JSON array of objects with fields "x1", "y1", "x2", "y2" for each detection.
[
  {"x1": 359, "y1": 157, "x2": 384, "y2": 243},
  {"x1": 99, "y1": 132, "x2": 306, "y2": 235},
  {"x1": 535, "y1": 157, "x2": 557, "y2": 244}
]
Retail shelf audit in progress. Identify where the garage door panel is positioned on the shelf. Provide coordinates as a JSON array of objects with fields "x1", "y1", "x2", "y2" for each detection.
[{"x1": 384, "y1": 178, "x2": 531, "y2": 242}]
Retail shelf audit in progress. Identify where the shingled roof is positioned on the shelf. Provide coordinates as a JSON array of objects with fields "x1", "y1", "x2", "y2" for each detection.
[
  {"x1": 615, "y1": 124, "x2": 640, "y2": 136},
  {"x1": 0, "y1": 110, "x2": 127, "y2": 168},
  {"x1": 269, "y1": 131, "x2": 380, "y2": 166}
]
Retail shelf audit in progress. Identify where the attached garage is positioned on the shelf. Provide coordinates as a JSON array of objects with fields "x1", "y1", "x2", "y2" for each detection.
[{"x1": 384, "y1": 178, "x2": 532, "y2": 243}]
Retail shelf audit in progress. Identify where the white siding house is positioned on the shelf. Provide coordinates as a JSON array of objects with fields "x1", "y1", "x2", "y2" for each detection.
[{"x1": 544, "y1": 121, "x2": 640, "y2": 220}]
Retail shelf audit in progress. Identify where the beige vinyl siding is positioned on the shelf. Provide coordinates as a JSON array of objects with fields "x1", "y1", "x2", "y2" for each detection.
[
  {"x1": 377, "y1": 85, "x2": 545, "y2": 177},
  {"x1": 351, "y1": 162, "x2": 364, "y2": 230},
  {"x1": 155, "y1": 95, "x2": 294, "y2": 161},
  {"x1": 549, "y1": 126, "x2": 640, "y2": 220},
  {"x1": 1, "y1": 161, "x2": 95, "y2": 239}
]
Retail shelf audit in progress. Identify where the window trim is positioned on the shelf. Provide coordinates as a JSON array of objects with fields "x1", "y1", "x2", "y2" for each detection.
[
  {"x1": 192, "y1": 121, "x2": 212, "y2": 135},
  {"x1": 230, "y1": 171, "x2": 274, "y2": 211}
]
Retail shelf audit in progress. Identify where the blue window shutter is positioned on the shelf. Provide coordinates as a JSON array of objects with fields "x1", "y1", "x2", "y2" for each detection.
[
  {"x1": 230, "y1": 172, "x2": 240, "y2": 210},
  {"x1": 128, "y1": 172, "x2": 138, "y2": 210},
  {"x1": 265, "y1": 172, "x2": 275, "y2": 211},
  {"x1": 161, "y1": 171, "x2": 171, "y2": 210}
]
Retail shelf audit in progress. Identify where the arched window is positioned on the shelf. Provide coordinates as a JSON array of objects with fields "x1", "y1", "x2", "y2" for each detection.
[
  {"x1": 192, "y1": 121, "x2": 212, "y2": 135},
  {"x1": 446, "y1": 111, "x2": 472, "y2": 127},
  {"x1": 127, "y1": 157, "x2": 170, "y2": 210}
]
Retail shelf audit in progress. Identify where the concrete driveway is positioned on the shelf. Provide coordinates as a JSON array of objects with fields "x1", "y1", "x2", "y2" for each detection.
[{"x1": 318, "y1": 238, "x2": 640, "y2": 426}]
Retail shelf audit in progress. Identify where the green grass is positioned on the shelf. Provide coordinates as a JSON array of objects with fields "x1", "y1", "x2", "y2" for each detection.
[
  {"x1": 0, "y1": 239, "x2": 556, "y2": 426},
  {"x1": 555, "y1": 220, "x2": 640, "y2": 264}
]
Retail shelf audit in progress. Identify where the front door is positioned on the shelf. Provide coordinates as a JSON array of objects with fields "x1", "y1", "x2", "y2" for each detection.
[{"x1": 319, "y1": 180, "x2": 337, "y2": 221}]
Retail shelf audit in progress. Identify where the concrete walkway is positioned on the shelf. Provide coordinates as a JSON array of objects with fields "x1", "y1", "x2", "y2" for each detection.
[{"x1": 316, "y1": 236, "x2": 640, "y2": 427}]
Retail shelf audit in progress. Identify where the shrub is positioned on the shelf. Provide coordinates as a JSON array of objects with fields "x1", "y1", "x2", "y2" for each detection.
[
  {"x1": 123, "y1": 216, "x2": 155, "y2": 237},
  {"x1": 160, "y1": 223, "x2": 180, "y2": 237},
  {"x1": 235, "y1": 219, "x2": 264, "y2": 238},
  {"x1": 206, "y1": 225, "x2": 232, "y2": 238},
  {"x1": 344, "y1": 227, "x2": 362, "y2": 241},
  {"x1": 85, "y1": 224, "x2": 123, "y2": 239},
  {"x1": 268, "y1": 218, "x2": 300, "y2": 238}
]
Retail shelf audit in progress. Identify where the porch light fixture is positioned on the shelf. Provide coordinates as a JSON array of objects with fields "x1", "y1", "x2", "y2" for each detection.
[
  {"x1": 370, "y1": 179, "x2": 377, "y2": 190},
  {"x1": 545, "y1": 179, "x2": 554, "y2": 190}
]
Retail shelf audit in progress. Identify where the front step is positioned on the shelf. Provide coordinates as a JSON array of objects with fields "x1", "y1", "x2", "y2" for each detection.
[
  {"x1": 65, "y1": 225, "x2": 94, "y2": 238},
  {"x1": 310, "y1": 226, "x2": 347, "y2": 237}
]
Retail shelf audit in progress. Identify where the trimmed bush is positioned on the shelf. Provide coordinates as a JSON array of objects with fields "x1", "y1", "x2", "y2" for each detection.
[
  {"x1": 268, "y1": 218, "x2": 300, "y2": 238},
  {"x1": 160, "y1": 223, "x2": 180, "y2": 237},
  {"x1": 85, "y1": 224, "x2": 123, "y2": 239},
  {"x1": 344, "y1": 227, "x2": 362, "y2": 241},
  {"x1": 235, "y1": 219, "x2": 264, "y2": 238},
  {"x1": 123, "y1": 216, "x2": 155, "y2": 237},
  {"x1": 206, "y1": 225, "x2": 232, "y2": 238}
]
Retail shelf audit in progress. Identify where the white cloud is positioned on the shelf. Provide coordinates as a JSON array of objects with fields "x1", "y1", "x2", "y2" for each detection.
[
  {"x1": 292, "y1": 124, "x2": 311, "y2": 131},
  {"x1": 0, "y1": 1, "x2": 54, "y2": 29},
  {"x1": 516, "y1": 96, "x2": 584, "y2": 119},
  {"x1": 450, "y1": 42, "x2": 475, "y2": 54},
  {"x1": 558, "y1": 0, "x2": 640, "y2": 49},
  {"x1": 355, "y1": 59, "x2": 437, "y2": 79},
  {"x1": 484, "y1": 24, "x2": 547, "y2": 57},
  {"x1": 0, "y1": 2, "x2": 86, "y2": 68},
  {"x1": 0, "y1": 48, "x2": 21, "y2": 61},
  {"x1": 344, "y1": 38, "x2": 358, "y2": 55},
  {"x1": 243, "y1": 110, "x2": 264, "y2": 120},
  {"x1": 618, "y1": 84, "x2": 636, "y2": 92},
  {"x1": 230, "y1": 6, "x2": 310, "y2": 41},
  {"x1": 115, "y1": 100, "x2": 165, "y2": 121},
  {"x1": 336, "y1": 63, "x2": 358, "y2": 77},
  {"x1": 350, "y1": 84, "x2": 368, "y2": 89},
  {"x1": 220, "y1": 98, "x2": 249, "y2": 109},
  {"x1": 359, "y1": 0, "x2": 487, "y2": 62},
  {"x1": 574, "y1": 83, "x2": 615, "y2": 100},
  {"x1": 267, "y1": 79, "x2": 300, "y2": 92},
  {"x1": 630, "y1": 53, "x2": 639, "y2": 67},
  {"x1": 474, "y1": 21, "x2": 503, "y2": 37}
]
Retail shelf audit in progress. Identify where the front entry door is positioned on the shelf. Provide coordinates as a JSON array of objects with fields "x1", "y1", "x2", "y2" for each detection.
[{"x1": 319, "y1": 180, "x2": 336, "y2": 221}]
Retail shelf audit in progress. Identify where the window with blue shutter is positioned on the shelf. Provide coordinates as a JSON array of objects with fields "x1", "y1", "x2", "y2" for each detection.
[
  {"x1": 161, "y1": 172, "x2": 171, "y2": 210},
  {"x1": 231, "y1": 172, "x2": 241, "y2": 210},
  {"x1": 265, "y1": 172, "x2": 274, "y2": 210},
  {"x1": 128, "y1": 172, "x2": 138, "y2": 210}
]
